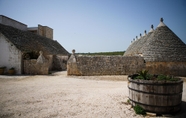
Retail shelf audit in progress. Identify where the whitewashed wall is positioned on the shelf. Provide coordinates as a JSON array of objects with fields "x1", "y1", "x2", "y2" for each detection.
[{"x1": 0, "y1": 33, "x2": 22, "y2": 74}]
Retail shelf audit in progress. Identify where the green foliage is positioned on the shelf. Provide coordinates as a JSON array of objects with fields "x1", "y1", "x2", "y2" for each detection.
[
  {"x1": 0, "y1": 66, "x2": 6, "y2": 69},
  {"x1": 9, "y1": 67, "x2": 14, "y2": 70},
  {"x1": 134, "y1": 70, "x2": 151, "y2": 80},
  {"x1": 157, "y1": 74, "x2": 179, "y2": 81},
  {"x1": 134, "y1": 104, "x2": 146, "y2": 115},
  {"x1": 132, "y1": 70, "x2": 179, "y2": 81},
  {"x1": 127, "y1": 99, "x2": 130, "y2": 104},
  {"x1": 77, "y1": 51, "x2": 125, "y2": 56}
]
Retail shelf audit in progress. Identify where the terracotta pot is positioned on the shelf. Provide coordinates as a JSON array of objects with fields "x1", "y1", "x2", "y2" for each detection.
[
  {"x1": 8, "y1": 69, "x2": 15, "y2": 75},
  {"x1": 0, "y1": 68, "x2": 4, "y2": 75}
]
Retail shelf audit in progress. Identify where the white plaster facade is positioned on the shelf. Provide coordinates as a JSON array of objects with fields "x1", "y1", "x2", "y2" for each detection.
[{"x1": 0, "y1": 33, "x2": 22, "y2": 74}]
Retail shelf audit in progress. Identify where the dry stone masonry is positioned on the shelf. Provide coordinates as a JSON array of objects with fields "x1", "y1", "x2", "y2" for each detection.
[
  {"x1": 67, "y1": 52, "x2": 145, "y2": 76},
  {"x1": 24, "y1": 51, "x2": 49, "y2": 75}
]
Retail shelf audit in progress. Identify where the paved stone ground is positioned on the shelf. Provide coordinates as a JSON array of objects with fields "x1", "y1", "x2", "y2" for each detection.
[{"x1": 0, "y1": 71, "x2": 185, "y2": 118}]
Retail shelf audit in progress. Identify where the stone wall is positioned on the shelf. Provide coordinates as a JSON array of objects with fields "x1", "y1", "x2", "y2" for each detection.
[
  {"x1": 67, "y1": 55, "x2": 145, "y2": 76},
  {"x1": 24, "y1": 59, "x2": 49, "y2": 75},
  {"x1": 146, "y1": 62, "x2": 186, "y2": 76}
]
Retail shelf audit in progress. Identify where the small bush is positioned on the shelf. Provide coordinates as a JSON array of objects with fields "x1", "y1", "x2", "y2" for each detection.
[
  {"x1": 9, "y1": 67, "x2": 14, "y2": 70},
  {"x1": 127, "y1": 99, "x2": 130, "y2": 104},
  {"x1": 134, "y1": 104, "x2": 146, "y2": 115},
  {"x1": 131, "y1": 70, "x2": 179, "y2": 81},
  {"x1": 134, "y1": 70, "x2": 152, "y2": 80},
  {"x1": 76, "y1": 51, "x2": 125, "y2": 56},
  {"x1": 157, "y1": 75, "x2": 179, "y2": 81},
  {"x1": 0, "y1": 66, "x2": 6, "y2": 69}
]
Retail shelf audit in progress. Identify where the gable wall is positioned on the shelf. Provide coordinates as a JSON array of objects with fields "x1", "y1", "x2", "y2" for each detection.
[{"x1": 0, "y1": 33, "x2": 22, "y2": 74}]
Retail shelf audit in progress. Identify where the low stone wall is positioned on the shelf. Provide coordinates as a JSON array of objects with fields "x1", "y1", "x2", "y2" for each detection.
[
  {"x1": 146, "y1": 62, "x2": 186, "y2": 76},
  {"x1": 24, "y1": 59, "x2": 49, "y2": 75},
  {"x1": 67, "y1": 55, "x2": 145, "y2": 76}
]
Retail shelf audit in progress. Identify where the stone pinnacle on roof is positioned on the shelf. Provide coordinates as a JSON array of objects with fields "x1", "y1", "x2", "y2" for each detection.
[
  {"x1": 136, "y1": 36, "x2": 138, "y2": 40},
  {"x1": 143, "y1": 30, "x2": 147, "y2": 36},
  {"x1": 140, "y1": 33, "x2": 142, "y2": 38},
  {"x1": 160, "y1": 17, "x2": 163, "y2": 22},
  {"x1": 149, "y1": 24, "x2": 154, "y2": 33},
  {"x1": 157, "y1": 17, "x2": 166, "y2": 27},
  {"x1": 151, "y1": 24, "x2": 153, "y2": 28}
]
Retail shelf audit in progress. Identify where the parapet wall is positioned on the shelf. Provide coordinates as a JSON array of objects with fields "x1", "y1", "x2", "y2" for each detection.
[
  {"x1": 67, "y1": 55, "x2": 145, "y2": 76},
  {"x1": 24, "y1": 59, "x2": 49, "y2": 75}
]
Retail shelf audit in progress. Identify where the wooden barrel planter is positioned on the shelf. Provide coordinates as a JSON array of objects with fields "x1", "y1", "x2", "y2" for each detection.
[{"x1": 128, "y1": 77, "x2": 183, "y2": 114}]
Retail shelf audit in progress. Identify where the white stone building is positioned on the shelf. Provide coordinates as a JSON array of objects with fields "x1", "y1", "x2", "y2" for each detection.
[{"x1": 0, "y1": 15, "x2": 69, "y2": 74}]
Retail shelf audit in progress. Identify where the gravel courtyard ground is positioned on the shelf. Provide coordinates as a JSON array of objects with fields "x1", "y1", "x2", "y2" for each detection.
[{"x1": 0, "y1": 71, "x2": 186, "y2": 118}]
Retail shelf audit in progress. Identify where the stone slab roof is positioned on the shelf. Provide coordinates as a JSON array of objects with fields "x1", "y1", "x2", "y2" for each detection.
[
  {"x1": 138, "y1": 31, "x2": 153, "y2": 54},
  {"x1": 124, "y1": 18, "x2": 186, "y2": 62},
  {"x1": 142, "y1": 24, "x2": 186, "y2": 62},
  {"x1": 123, "y1": 38, "x2": 139, "y2": 56},
  {"x1": 0, "y1": 23, "x2": 69, "y2": 55},
  {"x1": 124, "y1": 26, "x2": 154, "y2": 56}
]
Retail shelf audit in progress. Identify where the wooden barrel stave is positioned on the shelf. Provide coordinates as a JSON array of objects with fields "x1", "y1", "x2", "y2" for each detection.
[{"x1": 128, "y1": 77, "x2": 183, "y2": 114}]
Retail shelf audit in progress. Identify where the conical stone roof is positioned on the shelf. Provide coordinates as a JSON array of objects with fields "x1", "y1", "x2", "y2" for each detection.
[
  {"x1": 124, "y1": 36, "x2": 140, "y2": 56},
  {"x1": 124, "y1": 25, "x2": 154, "y2": 56},
  {"x1": 138, "y1": 26, "x2": 154, "y2": 54},
  {"x1": 142, "y1": 18, "x2": 186, "y2": 62}
]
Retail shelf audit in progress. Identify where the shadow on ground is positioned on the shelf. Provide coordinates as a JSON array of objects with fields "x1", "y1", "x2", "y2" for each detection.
[{"x1": 172, "y1": 101, "x2": 186, "y2": 118}]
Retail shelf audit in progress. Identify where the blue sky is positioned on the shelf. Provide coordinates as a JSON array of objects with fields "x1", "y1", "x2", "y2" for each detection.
[{"x1": 0, "y1": 0, "x2": 186, "y2": 53}]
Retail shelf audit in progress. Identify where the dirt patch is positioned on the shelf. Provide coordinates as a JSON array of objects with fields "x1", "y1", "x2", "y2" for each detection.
[{"x1": 0, "y1": 71, "x2": 186, "y2": 118}]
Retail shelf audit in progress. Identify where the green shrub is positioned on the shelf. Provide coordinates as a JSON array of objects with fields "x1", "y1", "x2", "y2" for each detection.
[
  {"x1": 0, "y1": 66, "x2": 6, "y2": 69},
  {"x1": 127, "y1": 99, "x2": 130, "y2": 104},
  {"x1": 9, "y1": 67, "x2": 14, "y2": 70},
  {"x1": 134, "y1": 104, "x2": 146, "y2": 115},
  {"x1": 132, "y1": 70, "x2": 179, "y2": 81},
  {"x1": 157, "y1": 74, "x2": 179, "y2": 81},
  {"x1": 77, "y1": 51, "x2": 125, "y2": 56},
  {"x1": 134, "y1": 70, "x2": 152, "y2": 80}
]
